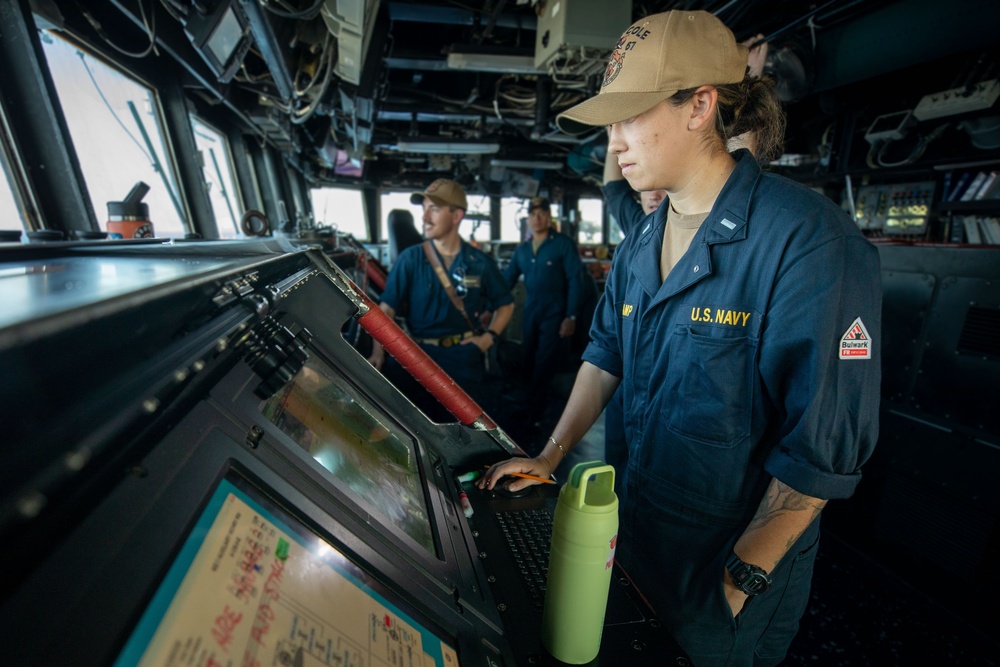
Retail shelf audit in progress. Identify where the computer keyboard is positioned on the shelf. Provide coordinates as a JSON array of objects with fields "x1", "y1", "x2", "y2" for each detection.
[{"x1": 494, "y1": 508, "x2": 553, "y2": 609}]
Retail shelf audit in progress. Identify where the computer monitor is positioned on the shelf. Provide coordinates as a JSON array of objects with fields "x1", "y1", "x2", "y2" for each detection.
[
  {"x1": 185, "y1": 1, "x2": 252, "y2": 83},
  {"x1": 114, "y1": 474, "x2": 460, "y2": 666},
  {"x1": 258, "y1": 352, "x2": 436, "y2": 555}
]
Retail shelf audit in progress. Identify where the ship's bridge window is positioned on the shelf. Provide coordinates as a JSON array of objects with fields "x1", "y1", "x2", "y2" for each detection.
[
  {"x1": 379, "y1": 191, "x2": 414, "y2": 244},
  {"x1": 40, "y1": 32, "x2": 187, "y2": 238},
  {"x1": 577, "y1": 197, "x2": 604, "y2": 245},
  {"x1": 313, "y1": 186, "x2": 367, "y2": 240},
  {"x1": 463, "y1": 194, "x2": 492, "y2": 245},
  {"x1": 501, "y1": 196, "x2": 563, "y2": 242},
  {"x1": 0, "y1": 153, "x2": 25, "y2": 235},
  {"x1": 191, "y1": 117, "x2": 243, "y2": 238},
  {"x1": 501, "y1": 196, "x2": 525, "y2": 242},
  {"x1": 379, "y1": 191, "x2": 493, "y2": 247},
  {"x1": 608, "y1": 208, "x2": 626, "y2": 246}
]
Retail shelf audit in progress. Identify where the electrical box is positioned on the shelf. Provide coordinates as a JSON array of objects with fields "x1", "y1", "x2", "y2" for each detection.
[
  {"x1": 321, "y1": 0, "x2": 381, "y2": 84},
  {"x1": 534, "y1": 0, "x2": 632, "y2": 69},
  {"x1": 853, "y1": 181, "x2": 936, "y2": 235}
]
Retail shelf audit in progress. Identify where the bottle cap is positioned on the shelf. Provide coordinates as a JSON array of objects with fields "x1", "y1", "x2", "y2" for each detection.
[
  {"x1": 562, "y1": 461, "x2": 617, "y2": 512},
  {"x1": 107, "y1": 181, "x2": 150, "y2": 221}
]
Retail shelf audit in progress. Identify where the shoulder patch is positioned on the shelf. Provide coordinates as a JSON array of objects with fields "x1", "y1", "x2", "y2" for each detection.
[{"x1": 839, "y1": 317, "x2": 872, "y2": 360}]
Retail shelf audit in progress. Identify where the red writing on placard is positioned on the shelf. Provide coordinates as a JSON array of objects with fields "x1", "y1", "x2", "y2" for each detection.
[
  {"x1": 231, "y1": 541, "x2": 266, "y2": 600},
  {"x1": 248, "y1": 557, "x2": 286, "y2": 649},
  {"x1": 262, "y1": 556, "x2": 285, "y2": 600},
  {"x1": 210, "y1": 605, "x2": 243, "y2": 651}
]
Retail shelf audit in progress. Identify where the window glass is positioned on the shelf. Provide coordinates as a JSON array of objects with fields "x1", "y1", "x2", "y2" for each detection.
[
  {"x1": 549, "y1": 203, "x2": 564, "y2": 234},
  {"x1": 500, "y1": 196, "x2": 526, "y2": 242},
  {"x1": 191, "y1": 117, "x2": 242, "y2": 238},
  {"x1": 462, "y1": 194, "x2": 491, "y2": 244},
  {"x1": 0, "y1": 159, "x2": 24, "y2": 233},
  {"x1": 380, "y1": 191, "x2": 414, "y2": 242},
  {"x1": 608, "y1": 210, "x2": 625, "y2": 246},
  {"x1": 313, "y1": 187, "x2": 367, "y2": 240},
  {"x1": 40, "y1": 32, "x2": 186, "y2": 238},
  {"x1": 500, "y1": 197, "x2": 564, "y2": 242},
  {"x1": 577, "y1": 197, "x2": 604, "y2": 244}
]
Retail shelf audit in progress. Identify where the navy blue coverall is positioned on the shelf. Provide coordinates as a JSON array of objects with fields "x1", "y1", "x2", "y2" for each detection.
[
  {"x1": 380, "y1": 241, "x2": 513, "y2": 421},
  {"x1": 503, "y1": 230, "x2": 584, "y2": 421},
  {"x1": 600, "y1": 178, "x2": 649, "y2": 502},
  {"x1": 585, "y1": 150, "x2": 882, "y2": 665}
]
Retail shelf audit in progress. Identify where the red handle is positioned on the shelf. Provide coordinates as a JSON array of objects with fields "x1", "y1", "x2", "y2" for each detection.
[
  {"x1": 356, "y1": 292, "x2": 496, "y2": 428},
  {"x1": 359, "y1": 252, "x2": 387, "y2": 291}
]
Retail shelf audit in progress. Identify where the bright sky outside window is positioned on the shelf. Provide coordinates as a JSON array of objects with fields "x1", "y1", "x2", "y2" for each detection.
[
  {"x1": 463, "y1": 194, "x2": 491, "y2": 244},
  {"x1": 41, "y1": 32, "x2": 187, "y2": 238},
  {"x1": 313, "y1": 187, "x2": 367, "y2": 240},
  {"x1": 0, "y1": 159, "x2": 24, "y2": 233},
  {"x1": 500, "y1": 196, "x2": 563, "y2": 242},
  {"x1": 500, "y1": 196, "x2": 524, "y2": 242},
  {"x1": 608, "y1": 211, "x2": 625, "y2": 246},
  {"x1": 577, "y1": 197, "x2": 604, "y2": 244},
  {"x1": 380, "y1": 191, "x2": 413, "y2": 243},
  {"x1": 191, "y1": 117, "x2": 242, "y2": 238}
]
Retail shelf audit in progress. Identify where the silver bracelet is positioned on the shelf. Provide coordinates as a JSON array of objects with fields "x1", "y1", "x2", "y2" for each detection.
[{"x1": 548, "y1": 436, "x2": 567, "y2": 455}]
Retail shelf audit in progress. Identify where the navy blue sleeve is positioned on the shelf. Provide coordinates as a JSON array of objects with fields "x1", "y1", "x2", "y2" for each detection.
[
  {"x1": 581, "y1": 235, "x2": 631, "y2": 379},
  {"x1": 760, "y1": 209, "x2": 882, "y2": 500},
  {"x1": 479, "y1": 251, "x2": 515, "y2": 310},
  {"x1": 560, "y1": 236, "x2": 586, "y2": 318},
  {"x1": 380, "y1": 246, "x2": 413, "y2": 313},
  {"x1": 503, "y1": 243, "x2": 522, "y2": 288},
  {"x1": 603, "y1": 180, "x2": 645, "y2": 236}
]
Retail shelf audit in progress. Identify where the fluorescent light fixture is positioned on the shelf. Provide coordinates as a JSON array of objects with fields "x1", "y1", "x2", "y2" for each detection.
[
  {"x1": 491, "y1": 158, "x2": 564, "y2": 170},
  {"x1": 397, "y1": 140, "x2": 501, "y2": 155},
  {"x1": 446, "y1": 51, "x2": 543, "y2": 74}
]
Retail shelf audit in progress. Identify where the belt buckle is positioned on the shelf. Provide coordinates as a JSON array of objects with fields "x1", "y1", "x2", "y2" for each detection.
[{"x1": 440, "y1": 336, "x2": 454, "y2": 348}]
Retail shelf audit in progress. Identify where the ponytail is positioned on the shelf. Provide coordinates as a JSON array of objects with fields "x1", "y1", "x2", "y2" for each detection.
[{"x1": 671, "y1": 73, "x2": 786, "y2": 165}]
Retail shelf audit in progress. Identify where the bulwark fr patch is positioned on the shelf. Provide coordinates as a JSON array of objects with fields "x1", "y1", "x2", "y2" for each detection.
[{"x1": 840, "y1": 317, "x2": 872, "y2": 360}]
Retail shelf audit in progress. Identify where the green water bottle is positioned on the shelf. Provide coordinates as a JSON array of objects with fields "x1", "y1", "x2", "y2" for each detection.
[{"x1": 541, "y1": 461, "x2": 619, "y2": 664}]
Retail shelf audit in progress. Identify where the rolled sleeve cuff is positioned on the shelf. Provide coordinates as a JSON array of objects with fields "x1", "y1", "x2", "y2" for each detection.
[
  {"x1": 765, "y1": 448, "x2": 862, "y2": 500},
  {"x1": 492, "y1": 294, "x2": 515, "y2": 308},
  {"x1": 581, "y1": 342, "x2": 623, "y2": 379}
]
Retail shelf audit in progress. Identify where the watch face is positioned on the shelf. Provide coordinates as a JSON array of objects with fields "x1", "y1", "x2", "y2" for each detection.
[
  {"x1": 743, "y1": 572, "x2": 771, "y2": 594},
  {"x1": 728, "y1": 554, "x2": 772, "y2": 596}
]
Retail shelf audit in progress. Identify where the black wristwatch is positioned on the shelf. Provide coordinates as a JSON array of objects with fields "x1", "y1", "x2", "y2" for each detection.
[
  {"x1": 726, "y1": 552, "x2": 772, "y2": 596},
  {"x1": 485, "y1": 330, "x2": 499, "y2": 342}
]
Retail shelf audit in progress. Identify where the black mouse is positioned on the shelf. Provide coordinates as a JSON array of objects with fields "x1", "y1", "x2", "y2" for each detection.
[{"x1": 492, "y1": 477, "x2": 534, "y2": 498}]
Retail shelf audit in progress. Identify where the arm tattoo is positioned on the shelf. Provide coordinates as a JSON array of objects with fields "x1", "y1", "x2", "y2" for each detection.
[{"x1": 746, "y1": 480, "x2": 827, "y2": 549}]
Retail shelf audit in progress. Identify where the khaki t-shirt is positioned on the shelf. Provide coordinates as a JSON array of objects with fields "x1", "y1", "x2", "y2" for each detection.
[{"x1": 660, "y1": 206, "x2": 709, "y2": 281}]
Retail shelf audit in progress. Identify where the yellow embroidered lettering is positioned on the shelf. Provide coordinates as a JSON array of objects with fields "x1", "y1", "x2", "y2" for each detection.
[
  {"x1": 622, "y1": 304, "x2": 634, "y2": 317},
  {"x1": 706, "y1": 308, "x2": 752, "y2": 327}
]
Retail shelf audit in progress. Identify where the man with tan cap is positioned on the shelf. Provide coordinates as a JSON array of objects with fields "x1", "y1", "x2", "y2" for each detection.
[
  {"x1": 481, "y1": 10, "x2": 881, "y2": 665},
  {"x1": 369, "y1": 178, "x2": 513, "y2": 422}
]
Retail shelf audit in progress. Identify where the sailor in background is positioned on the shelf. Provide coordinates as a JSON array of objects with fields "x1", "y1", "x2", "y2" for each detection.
[
  {"x1": 503, "y1": 197, "x2": 585, "y2": 437},
  {"x1": 368, "y1": 178, "x2": 513, "y2": 422}
]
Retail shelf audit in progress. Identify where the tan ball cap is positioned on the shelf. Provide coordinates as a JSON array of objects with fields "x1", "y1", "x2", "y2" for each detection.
[
  {"x1": 410, "y1": 178, "x2": 468, "y2": 210},
  {"x1": 557, "y1": 11, "x2": 749, "y2": 134}
]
